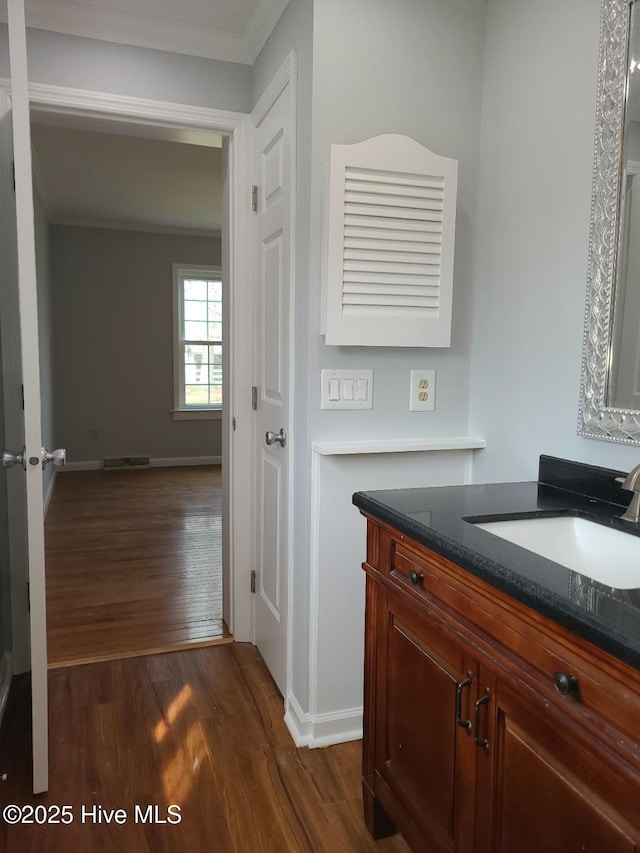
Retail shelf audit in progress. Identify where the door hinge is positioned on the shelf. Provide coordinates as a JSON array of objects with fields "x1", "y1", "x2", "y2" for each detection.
[
  {"x1": 12, "y1": 160, "x2": 15, "y2": 192},
  {"x1": 251, "y1": 184, "x2": 258, "y2": 212},
  {"x1": 232, "y1": 416, "x2": 236, "y2": 431},
  {"x1": 251, "y1": 386, "x2": 257, "y2": 410},
  {"x1": 21, "y1": 384, "x2": 24, "y2": 410},
  {"x1": 26, "y1": 581, "x2": 30, "y2": 612},
  {"x1": 250, "y1": 569, "x2": 256, "y2": 593}
]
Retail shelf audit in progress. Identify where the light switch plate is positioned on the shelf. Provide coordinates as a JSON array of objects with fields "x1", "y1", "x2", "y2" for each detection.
[
  {"x1": 410, "y1": 369, "x2": 436, "y2": 411},
  {"x1": 321, "y1": 369, "x2": 373, "y2": 409}
]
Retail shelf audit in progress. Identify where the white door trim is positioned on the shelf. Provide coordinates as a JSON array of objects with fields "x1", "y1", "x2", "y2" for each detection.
[
  {"x1": 0, "y1": 79, "x2": 248, "y2": 134},
  {"x1": 0, "y1": 77, "x2": 255, "y2": 645},
  {"x1": 250, "y1": 50, "x2": 297, "y2": 699}
]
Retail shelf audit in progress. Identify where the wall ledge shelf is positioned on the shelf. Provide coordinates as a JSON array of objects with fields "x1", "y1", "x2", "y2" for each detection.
[{"x1": 311, "y1": 437, "x2": 486, "y2": 456}]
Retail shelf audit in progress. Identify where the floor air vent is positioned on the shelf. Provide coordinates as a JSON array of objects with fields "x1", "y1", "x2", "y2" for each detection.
[{"x1": 103, "y1": 456, "x2": 150, "y2": 470}]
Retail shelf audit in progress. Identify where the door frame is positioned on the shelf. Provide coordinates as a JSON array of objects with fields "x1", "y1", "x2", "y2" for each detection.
[{"x1": 0, "y1": 77, "x2": 256, "y2": 650}]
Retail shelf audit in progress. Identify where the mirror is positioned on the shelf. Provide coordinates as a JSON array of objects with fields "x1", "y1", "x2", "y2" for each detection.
[
  {"x1": 578, "y1": 0, "x2": 640, "y2": 443},
  {"x1": 610, "y1": 4, "x2": 640, "y2": 411}
]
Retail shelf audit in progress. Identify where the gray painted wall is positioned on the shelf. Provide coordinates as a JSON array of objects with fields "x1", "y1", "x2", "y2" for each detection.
[
  {"x1": 50, "y1": 225, "x2": 222, "y2": 462},
  {"x1": 469, "y1": 0, "x2": 640, "y2": 482},
  {"x1": 308, "y1": 0, "x2": 486, "y2": 445},
  {"x1": 0, "y1": 25, "x2": 252, "y2": 113},
  {"x1": 627, "y1": 121, "x2": 640, "y2": 162}
]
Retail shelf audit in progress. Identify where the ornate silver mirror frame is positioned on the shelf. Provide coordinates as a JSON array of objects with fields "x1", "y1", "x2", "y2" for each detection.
[{"x1": 578, "y1": 0, "x2": 640, "y2": 443}]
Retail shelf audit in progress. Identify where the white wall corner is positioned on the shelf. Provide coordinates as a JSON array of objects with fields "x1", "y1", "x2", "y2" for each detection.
[
  {"x1": 306, "y1": 447, "x2": 477, "y2": 752},
  {"x1": 285, "y1": 692, "x2": 363, "y2": 749},
  {"x1": 43, "y1": 469, "x2": 56, "y2": 517},
  {"x1": 246, "y1": 0, "x2": 292, "y2": 63}
]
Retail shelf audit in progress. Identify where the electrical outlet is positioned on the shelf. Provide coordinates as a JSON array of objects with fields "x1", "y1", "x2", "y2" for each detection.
[{"x1": 410, "y1": 370, "x2": 436, "y2": 412}]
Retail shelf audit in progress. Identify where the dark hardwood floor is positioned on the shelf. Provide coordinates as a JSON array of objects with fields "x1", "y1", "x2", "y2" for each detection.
[
  {"x1": 0, "y1": 644, "x2": 410, "y2": 852},
  {"x1": 45, "y1": 466, "x2": 229, "y2": 667}
]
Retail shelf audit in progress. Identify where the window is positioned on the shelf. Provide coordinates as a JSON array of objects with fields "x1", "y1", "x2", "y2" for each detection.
[{"x1": 173, "y1": 265, "x2": 222, "y2": 419}]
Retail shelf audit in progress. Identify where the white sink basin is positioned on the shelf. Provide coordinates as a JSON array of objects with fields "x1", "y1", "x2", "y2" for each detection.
[{"x1": 473, "y1": 516, "x2": 640, "y2": 589}]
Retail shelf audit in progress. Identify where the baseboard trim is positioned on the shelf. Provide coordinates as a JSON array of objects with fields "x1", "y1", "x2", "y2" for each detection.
[
  {"x1": 0, "y1": 653, "x2": 12, "y2": 732},
  {"x1": 43, "y1": 470, "x2": 56, "y2": 517},
  {"x1": 150, "y1": 456, "x2": 222, "y2": 468},
  {"x1": 61, "y1": 456, "x2": 222, "y2": 472},
  {"x1": 284, "y1": 693, "x2": 363, "y2": 748},
  {"x1": 59, "y1": 461, "x2": 102, "y2": 471}
]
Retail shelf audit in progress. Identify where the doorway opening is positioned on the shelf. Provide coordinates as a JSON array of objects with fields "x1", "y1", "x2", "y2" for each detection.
[{"x1": 20, "y1": 85, "x2": 254, "y2": 667}]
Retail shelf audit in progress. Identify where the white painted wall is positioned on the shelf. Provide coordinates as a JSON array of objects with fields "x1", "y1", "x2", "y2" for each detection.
[
  {"x1": 469, "y1": 0, "x2": 640, "y2": 483},
  {"x1": 285, "y1": 447, "x2": 477, "y2": 747}
]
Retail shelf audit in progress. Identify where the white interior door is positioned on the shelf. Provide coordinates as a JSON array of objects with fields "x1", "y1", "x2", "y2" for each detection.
[
  {"x1": 3, "y1": 0, "x2": 50, "y2": 794},
  {"x1": 252, "y1": 58, "x2": 296, "y2": 696}
]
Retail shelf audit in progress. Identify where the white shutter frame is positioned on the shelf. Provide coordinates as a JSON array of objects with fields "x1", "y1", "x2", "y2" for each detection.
[{"x1": 324, "y1": 134, "x2": 458, "y2": 347}]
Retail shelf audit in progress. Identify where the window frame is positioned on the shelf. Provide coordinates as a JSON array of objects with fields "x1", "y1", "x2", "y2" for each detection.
[{"x1": 172, "y1": 263, "x2": 223, "y2": 420}]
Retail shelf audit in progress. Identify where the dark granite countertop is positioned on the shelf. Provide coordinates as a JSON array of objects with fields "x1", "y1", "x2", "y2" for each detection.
[{"x1": 352, "y1": 457, "x2": 640, "y2": 670}]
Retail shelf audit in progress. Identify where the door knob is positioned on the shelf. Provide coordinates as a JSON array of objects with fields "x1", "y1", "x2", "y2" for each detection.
[
  {"x1": 42, "y1": 448, "x2": 66, "y2": 468},
  {"x1": 265, "y1": 428, "x2": 286, "y2": 448},
  {"x1": 2, "y1": 449, "x2": 26, "y2": 470}
]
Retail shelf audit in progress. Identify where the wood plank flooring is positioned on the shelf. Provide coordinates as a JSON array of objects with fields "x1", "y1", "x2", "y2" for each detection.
[
  {"x1": 46, "y1": 466, "x2": 229, "y2": 667},
  {"x1": 0, "y1": 644, "x2": 410, "y2": 852}
]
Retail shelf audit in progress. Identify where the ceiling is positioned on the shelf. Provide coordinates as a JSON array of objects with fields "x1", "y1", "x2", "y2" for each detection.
[
  {"x1": 2, "y1": 0, "x2": 290, "y2": 64},
  {"x1": 31, "y1": 121, "x2": 223, "y2": 235}
]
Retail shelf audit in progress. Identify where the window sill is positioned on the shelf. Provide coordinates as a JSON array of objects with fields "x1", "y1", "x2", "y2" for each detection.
[{"x1": 172, "y1": 409, "x2": 222, "y2": 421}]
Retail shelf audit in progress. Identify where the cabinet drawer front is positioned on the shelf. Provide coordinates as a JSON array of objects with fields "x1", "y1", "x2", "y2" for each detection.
[{"x1": 389, "y1": 540, "x2": 441, "y2": 605}]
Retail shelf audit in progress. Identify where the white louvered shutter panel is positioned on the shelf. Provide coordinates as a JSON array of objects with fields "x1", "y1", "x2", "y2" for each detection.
[{"x1": 324, "y1": 135, "x2": 457, "y2": 347}]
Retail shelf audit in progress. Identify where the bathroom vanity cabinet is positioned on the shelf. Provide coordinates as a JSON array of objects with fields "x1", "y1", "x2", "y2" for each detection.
[{"x1": 361, "y1": 516, "x2": 640, "y2": 853}]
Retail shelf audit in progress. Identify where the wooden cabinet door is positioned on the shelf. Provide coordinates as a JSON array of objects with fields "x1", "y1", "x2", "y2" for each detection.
[
  {"x1": 375, "y1": 589, "x2": 477, "y2": 853},
  {"x1": 474, "y1": 668, "x2": 640, "y2": 853}
]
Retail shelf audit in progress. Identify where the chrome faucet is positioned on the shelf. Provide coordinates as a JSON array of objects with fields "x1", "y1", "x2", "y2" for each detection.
[{"x1": 616, "y1": 465, "x2": 640, "y2": 523}]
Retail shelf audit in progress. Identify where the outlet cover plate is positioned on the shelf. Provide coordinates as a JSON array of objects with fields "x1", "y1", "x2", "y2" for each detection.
[{"x1": 410, "y1": 369, "x2": 436, "y2": 412}]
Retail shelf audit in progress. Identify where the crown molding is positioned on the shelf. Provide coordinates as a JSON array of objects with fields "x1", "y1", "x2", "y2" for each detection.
[{"x1": 0, "y1": 0, "x2": 291, "y2": 64}]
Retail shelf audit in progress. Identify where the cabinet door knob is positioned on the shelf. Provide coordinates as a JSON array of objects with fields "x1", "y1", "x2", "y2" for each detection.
[
  {"x1": 553, "y1": 671, "x2": 578, "y2": 696},
  {"x1": 408, "y1": 569, "x2": 424, "y2": 586}
]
